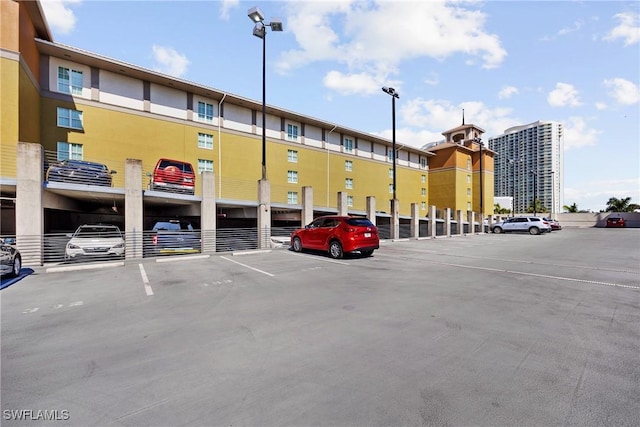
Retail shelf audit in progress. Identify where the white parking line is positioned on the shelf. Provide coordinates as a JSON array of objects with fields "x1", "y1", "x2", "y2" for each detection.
[
  {"x1": 138, "y1": 263, "x2": 153, "y2": 296},
  {"x1": 155, "y1": 254, "x2": 210, "y2": 263},
  {"x1": 286, "y1": 252, "x2": 350, "y2": 265},
  {"x1": 220, "y1": 256, "x2": 274, "y2": 277}
]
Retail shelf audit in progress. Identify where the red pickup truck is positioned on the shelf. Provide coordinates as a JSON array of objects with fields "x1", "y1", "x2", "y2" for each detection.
[{"x1": 150, "y1": 158, "x2": 195, "y2": 195}]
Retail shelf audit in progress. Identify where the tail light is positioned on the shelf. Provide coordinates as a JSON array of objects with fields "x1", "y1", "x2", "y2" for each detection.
[{"x1": 152, "y1": 235, "x2": 158, "y2": 246}]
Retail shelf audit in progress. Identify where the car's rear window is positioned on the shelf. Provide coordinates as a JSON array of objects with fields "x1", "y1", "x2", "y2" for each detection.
[
  {"x1": 346, "y1": 218, "x2": 374, "y2": 227},
  {"x1": 153, "y1": 221, "x2": 193, "y2": 231},
  {"x1": 158, "y1": 160, "x2": 193, "y2": 173}
]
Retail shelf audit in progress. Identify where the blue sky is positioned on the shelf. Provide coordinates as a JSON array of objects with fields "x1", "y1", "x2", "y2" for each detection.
[{"x1": 40, "y1": 0, "x2": 640, "y2": 212}]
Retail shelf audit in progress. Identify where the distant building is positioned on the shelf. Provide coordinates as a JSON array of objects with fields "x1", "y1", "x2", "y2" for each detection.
[{"x1": 489, "y1": 121, "x2": 563, "y2": 216}]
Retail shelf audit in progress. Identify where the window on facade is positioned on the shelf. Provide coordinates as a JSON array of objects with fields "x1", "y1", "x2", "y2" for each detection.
[
  {"x1": 198, "y1": 159, "x2": 214, "y2": 173},
  {"x1": 57, "y1": 66, "x2": 83, "y2": 95},
  {"x1": 467, "y1": 202, "x2": 472, "y2": 211},
  {"x1": 420, "y1": 158, "x2": 427, "y2": 169},
  {"x1": 198, "y1": 133, "x2": 214, "y2": 150},
  {"x1": 421, "y1": 188, "x2": 426, "y2": 196},
  {"x1": 389, "y1": 168, "x2": 393, "y2": 178},
  {"x1": 288, "y1": 170, "x2": 298, "y2": 184},
  {"x1": 467, "y1": 158, "x2": 472, "y2": 169},
  {"x1": 344, "y1": 138, "x2": 354, "y2": 153},
  {"x1": 421, "y1": 174, "x2": 426, "y2": 183},
  {"x1": 347, "y1": 195, "x2": 354, "y2": 207},
  {"x1": 197, "y1": 101, "x2": 214, "y2": 122},
  {"x1": 467, "y1": 175, "x2": 471, "y2": 183},
  {"x1": 288, "y1": 149, "x2": 298, "y2": 163},
  {"x1": 467, "y1": 188, "x2": 471, "y2": 196},
  {"x1": 389, "y1": 184, "x2": 394, "y2": 194},
  {"x1": 388, "y1": 149, "x2": 395, "y2": 161},
  {"x1": 287, "y1": 124, "x2": 299, "y2": 141},
  {"x1": 421, "y1": 201, "x2": 426, "y2": 210},
  {"x1": 57, "y1": 107, "x2": 83, "y2": 130},
  {"x1": 57, "y1": 142, "x2": 83, "y2": 160},
  {"x1": 345, "y1": 160, "x2": 353, "y2": 171},
  {"x1": 287, "y1": 191, "x2": 298, "y2": 204},
  {"x1": 345, "y1": 178, "x2": 353, "y2": 189}
]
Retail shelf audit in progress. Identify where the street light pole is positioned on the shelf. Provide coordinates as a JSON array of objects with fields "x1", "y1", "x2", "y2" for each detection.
[
  {"x1": 382, "y1": 87, "x2": 399, "y2": 200},
  {"x1": 248, "y1": 7, "x2": 282, "y2": 181}
]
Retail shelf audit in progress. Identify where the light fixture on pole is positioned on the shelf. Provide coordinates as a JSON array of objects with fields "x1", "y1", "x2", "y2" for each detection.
[
  {"x1": 248, "y1": 6, "x2": 283, "y2": 180},
  {"x1": 382, "y1": 86, "x2": 399, "y2": 200}
]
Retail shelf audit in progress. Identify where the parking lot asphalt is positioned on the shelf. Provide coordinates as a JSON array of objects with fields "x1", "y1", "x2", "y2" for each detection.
[{"x1": 2, "y1": 228, "x2": 639, "y2": 427}]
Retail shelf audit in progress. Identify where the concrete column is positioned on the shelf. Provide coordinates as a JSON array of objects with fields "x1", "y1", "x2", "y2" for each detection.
[
  {"x1": 200, "y1": 171, "x2": 216, "y2": 253},
  {"x1": 391, "y1": 199, "x2": 399, "y2": 239},
  {"x1": 16, "y1": 143, "x2": 43, "y2": 266},
  {"x1": 456, "y1": 210, "x2": 464, "y2": 235},
  {"x1": 468, "y1": 211, "x2": 475, "y2": 233},
  {"x1": 478, "y1": 212, "x2": 485, "y2": 233},
  {"x1": 445, "y1": 208, "x2": 452, "y2": 237},
  {"x1": 428, "y1": 205, "x2": 437, "y2": 237},
  {"x1": 302, "y1": 186, "x2": 313, "y2": 226},
  {"x1": 125, "y1": 159, "x2": 143, "y2": 259},
  {"x1": 488, "y1": 214, "x2": 494, "y2": 233},
  {"x1": 258, "y1": 179, "x2": 271, "y2": 249},
  {"x1": 410, "y1": 203, "x2": 419, "y2": 239},
  {"x1": 366, "y1": 196, "x2": 376, "y2": 225},
  {"x1": 337, "y1": 192, "x2": 348, "y2": 216}
]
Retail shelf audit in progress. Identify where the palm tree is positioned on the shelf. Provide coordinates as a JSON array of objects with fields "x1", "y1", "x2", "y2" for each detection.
[
  {"x1": 526, "y1": 199, "x2": 547, "y2": 214},
  {"x1": 605, "y1": 197, "x2": 632, "y2": 212},
  {"x1": 563, "y1": 203, "x2": 578, "y2": 213}
]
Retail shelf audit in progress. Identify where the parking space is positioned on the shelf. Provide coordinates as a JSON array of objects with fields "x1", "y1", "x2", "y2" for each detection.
[{"x1": 2, "y1": 229, "x2": 639, "y2": 426}]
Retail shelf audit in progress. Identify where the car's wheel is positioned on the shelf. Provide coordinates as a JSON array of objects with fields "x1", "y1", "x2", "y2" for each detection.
[
  {"x1": 10, "y1": 254, "x2": 21, "y2": 277},
  {"x1": 492, "y1": 226, "x2": 503, "y2": 234},
  {"x1": 361, "y1": 249, "x2": 374, "y2": 257},
  {"x1": 329, "y1": 240, "x2": 343, "y2": 259},
  {"x1": 529, "y1": 227, "x2": 540, "y2": 235},
  {"x1": 292, "y1": 237, "x2": 303, "y2": 253}
]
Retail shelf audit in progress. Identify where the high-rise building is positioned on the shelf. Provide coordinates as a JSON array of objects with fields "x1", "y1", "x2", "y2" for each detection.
[{"x1": 489, "y1": 121, "x2": 563, "y2": 216}]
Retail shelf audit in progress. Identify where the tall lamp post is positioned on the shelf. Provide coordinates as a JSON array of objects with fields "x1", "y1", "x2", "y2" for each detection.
[
  {"x1": 382, "y1": 86, "x2": 399, "y2": 239},
  {"x1": 248, "y1": 7, "x2": 282, "y2": 180}
]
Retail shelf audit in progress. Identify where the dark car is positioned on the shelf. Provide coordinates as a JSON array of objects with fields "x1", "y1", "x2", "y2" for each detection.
[
  {"x1": 606, "y1": 217, "x2": 626, "y2": 228},
  {"x1": 149, "y1": 159, "x2": 195, "y2": 195},
  {"x1": 290, "y1": 215, "x2": 379, "y2": 259},
  {"x1": 46, "y1": 159, "x2": 116, "y2": 187},
  {"x1": 147, "y1": 220, "x2": 201, "y2": 256},
  {"x1": 0, "y1": 238, "x2": 21, "y2": 278}
]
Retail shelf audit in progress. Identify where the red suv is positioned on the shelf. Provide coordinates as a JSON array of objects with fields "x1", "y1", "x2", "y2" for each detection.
[
  {"x1": 290, "y1": 215, "x2": 379, "y2": 259},
  {"x1": 150, "y1": 158, "x2": 195, "y2": 195}
]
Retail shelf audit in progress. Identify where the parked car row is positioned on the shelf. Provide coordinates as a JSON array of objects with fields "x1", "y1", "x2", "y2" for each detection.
[
  {"x1": 0, "y1": 238, "x2": 21, "y2": 278},
  {"x1": 45, "y1": 157, "x2": 196, "y2": 195}
]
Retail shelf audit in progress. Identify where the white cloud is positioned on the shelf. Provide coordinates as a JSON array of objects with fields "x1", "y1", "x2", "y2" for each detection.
[
  {"x1": 603, "y1": 78, "x2": 640, "y2": 105},
  {"x1": 595, "y1": 102, "x2": 608, "y2": 110},
  {"x1": 219, "y1": 0, "x2": 239, "y2": 21},
  {"x1": 565, "y1": 178, "x2": 640, "y2": 212},
  {"x1": 498, "y1": 86, "x2": 519, "y2": 99},
  {"x1": 151, "y1": 45, "x2": 190, "y2": 78},
  {"x1": 322, "y1": 70, "x2": 388, "y2": 95},
  {"x1": 562, "y1": 116, "x2": 600, "y2": 150},
  {"x1": 603, "y1": 12, "x2": 640, "y2": 46},
  {"x1": 424, "y1": 73, "x2": 439, "y2": 86},
  {"x1": 548, "y1": 83, "x2": 582, "y2": 107},
  {"x1": 278, "y1": 1, "x2": 507, "y2": 92},
  {"x1": 40, "y1": 0, "x2": 82, "y2": 35}
]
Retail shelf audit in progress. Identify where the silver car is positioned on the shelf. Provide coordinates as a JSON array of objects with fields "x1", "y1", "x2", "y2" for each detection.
[
  {"x1": 491, "y1": 217, "x2": 551, "y2": 235},
  {"x1": 65, "y1": 224, "x2": 125, "y2": 260},
  {"x1": 0, "y1": 238, "x2": 22, "y2": 277}
]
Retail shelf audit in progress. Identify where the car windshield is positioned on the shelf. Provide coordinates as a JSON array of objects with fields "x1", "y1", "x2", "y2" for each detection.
[
  {"x1": 75, "y1": 226, "x2": 121, "y2": 238},
  {"x1": 158, "y1": 160, "x2": 193, "y2": 173},
  {"x1": 346, "y1": 218, "x2": 374, "y2": 227}
]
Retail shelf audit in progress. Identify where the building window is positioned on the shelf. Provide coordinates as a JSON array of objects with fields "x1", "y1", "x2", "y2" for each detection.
[
  {"x1": 421, "y1": 174, "x2": 426, "y2": 184},
  {"x1": 467, "y1": 158, "x2": 472, "y2": 169},
  {"x1": 288, "y1": 170, "x2": 298, "y2": 184},
  {"x1": 389, "y1": 168, "x2": 393, "y2": 178},
  {"x1": 288, "y1": 149, "x2": 298, "y2": 163},
  {"x1": 389, "y1": 184, "x2": 394, "y2": 194},
  {"x1": 198, "y1": 159, "x2": 214, "y2": 173},
  {"x1": 57, "y1": 142, "x2": 83, "y2": 160},
  {"x1": 467, "y1": 174, "x2": 471, "y2": 183},
  {"x1": 345, "y1": 160, "x2": 353, "y2": 171},
  {"x1": 347, "y1": 195, "x2": 353, "y2": 207},
  {"x1": 467, "y1": 188, "x2": 471, "y2": 196},
  {"x1": 467, "y1": 202, "x2": 472, "y2": 211},
  {"x1": 345, "y1": 178, "x2": 353, "y2": 189},
  {"x1": 197, "y1": 101, "x2": 214, "y2": 122},
  {"x1": 198, "y1": 133, "x2": 214, "y2": 150},
  {"x1": 57, "y1": 107, "x2": 83, "y2": 130},
  {"x1": 344, "y1": 138, "x2": 354, "y2": 153},
  {"x1": 287, "y1": 124, "x2": 299, "y2": 141},
  {"x1": 420, "y1": 158, "x2": 427, "y2": 169},
  {"x1": 288, "y1": 191, "x2": 298, "y2": 204},
  {"x1": 421, "y1": 201, "x2": 426, "y2": 210},
  {"x1": 388, "y1": 149, "x2": 395, "y2": 161},
  {"x1": 421, "y1": 188, "x2": 426, "y2": 196},
  {"x1": 57, "y1": 66, "x2": 83, "y2": 95}
]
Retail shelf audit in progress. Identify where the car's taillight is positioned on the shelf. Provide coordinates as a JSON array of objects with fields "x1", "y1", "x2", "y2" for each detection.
[{"x1": 152, "y1": 235, "x2": 158, "y2": 245}]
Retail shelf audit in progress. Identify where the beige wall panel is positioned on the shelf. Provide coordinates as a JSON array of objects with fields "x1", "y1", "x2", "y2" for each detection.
[{"x1": 100, "y1": 70, "x2": 144, "y2": 110}]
